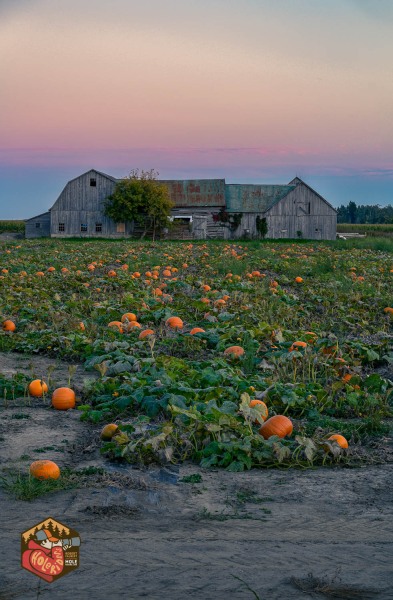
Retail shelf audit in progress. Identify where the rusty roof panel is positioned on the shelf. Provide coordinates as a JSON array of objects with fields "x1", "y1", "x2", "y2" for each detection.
[
  {"x1": 159, "y1": 179, "x2": 226, "y2": 207},
  {"x1": 225, "y1": 184, "x2": 295, "y2": 213}
]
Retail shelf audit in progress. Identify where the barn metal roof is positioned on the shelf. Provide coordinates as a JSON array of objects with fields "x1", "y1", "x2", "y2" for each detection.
[
  {"x1": 25, "y1": 211, "x2": 51, "y2": 222},
  {"x1": 159, "y1": 179, "x2": 226, "y2": 207},
  {"x1": 225, "y1": 184, "x2": 295, "y2": 213}
]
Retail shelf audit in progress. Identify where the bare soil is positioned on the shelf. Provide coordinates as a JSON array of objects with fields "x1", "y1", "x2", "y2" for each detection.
[{"x1": 0, "y1": 354, "x2": 392, "y2": 599}]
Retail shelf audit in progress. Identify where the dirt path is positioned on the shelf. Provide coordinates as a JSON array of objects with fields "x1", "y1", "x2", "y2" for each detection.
[
  {"x1": 0, "y1": 354, "x2": 392, "y2": 599},
  {"x1": 1, "y1": 461, "x2": 392, "y2": 599}
]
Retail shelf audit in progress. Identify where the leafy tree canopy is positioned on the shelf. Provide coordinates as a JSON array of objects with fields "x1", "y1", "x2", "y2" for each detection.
[{"x1": 104, "y1": 169, "x2": 174, "y2": 237}]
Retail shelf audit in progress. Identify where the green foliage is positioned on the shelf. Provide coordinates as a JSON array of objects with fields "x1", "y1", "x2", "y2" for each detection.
[
  {"x1": 214, "y1": 209, "x2": 243, "y2": 231},
  {"x1": 104, "y1": 169, "x2": 174, "y2": 238},
  {"x1": 1, "y1": 237, "x2": 392, "y2": 471},
  {"x1": 0, "y1": 220, "x2": 25, "y2": 234},
  {"x1": 337, "y1": 202, "x2": 393, "y2": 225},
  {"x1": 256, "y1": 216, "x2": 268, "y2": 239}
]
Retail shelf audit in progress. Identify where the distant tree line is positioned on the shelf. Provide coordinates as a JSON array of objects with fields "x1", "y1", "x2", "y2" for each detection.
[{"x1": 337, "y1": 201, "x2": 393, "y2": 224}]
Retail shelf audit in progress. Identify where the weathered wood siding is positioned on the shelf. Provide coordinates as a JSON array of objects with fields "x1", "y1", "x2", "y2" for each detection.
[
  {"x1": 50, "y1": 170, "x2": 132, "y2": 237},
  {"x1": 265, "y1": 184, "x2": 336, "y2": 240},
  {"x1": 25, "y1": 212, "x2": 51, "y2": 238},
  {"x1": 170, "y1": 207, "x2": 225, "y2": 239},
  {"x1": 227, "y1": 183, "x2": 337, "y2": 240},
  {"x1": 29, "y1": 170, "x2": 336, "y2": 241}
]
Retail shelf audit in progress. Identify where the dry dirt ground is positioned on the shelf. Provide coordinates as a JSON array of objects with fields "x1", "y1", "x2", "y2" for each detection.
[{"x1": 0, "y1": 354, "x2": 392, "y2": 600}]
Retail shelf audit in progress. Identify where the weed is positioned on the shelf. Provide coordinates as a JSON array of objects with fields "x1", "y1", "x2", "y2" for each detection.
[{"x1": 180, "y1": 473, "x2": 203, "y2": 483}]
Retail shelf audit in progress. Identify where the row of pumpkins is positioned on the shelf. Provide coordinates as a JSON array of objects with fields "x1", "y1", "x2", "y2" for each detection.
[
  {"x1": 28, "y1": 382, "x2": 348, "y2": 481},
  {"x1": 29, "y1": 380, "x2": 75, "y2": 480}
]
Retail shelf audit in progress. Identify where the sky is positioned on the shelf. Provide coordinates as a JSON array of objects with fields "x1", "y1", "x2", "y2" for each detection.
[{"x1": 1, "y1": 0, "x2": 392, "y2": 218}]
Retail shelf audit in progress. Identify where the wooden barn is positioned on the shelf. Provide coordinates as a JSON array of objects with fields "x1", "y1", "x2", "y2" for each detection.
[
  {"x1": 25, "y1": 211, "x2": 51, "y2": 238},
  {"x1": 225, "y1": 177, "x2": 337, "y2": 240},
  {"x1": 159, "y1": 179, "x2": 226, "y2": 240},
  {"x1": 25, "y1": 170, "x2": 337, "y2": 240}
]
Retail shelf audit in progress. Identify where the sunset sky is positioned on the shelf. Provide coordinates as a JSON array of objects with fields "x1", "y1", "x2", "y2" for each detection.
[{"x1": 1, "y1": 0, "x2": 392, "y2": 218}]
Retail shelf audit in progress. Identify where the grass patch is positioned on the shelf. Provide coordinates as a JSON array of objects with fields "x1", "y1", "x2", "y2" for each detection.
[
  {"x1": 0, "y1": 220, "x2": 25, "y2": 234},
  {"x1": 180, "y1": 473, "x2": 203, "y2": 483},
  {"x1": 0, "y1": 466, "x2": 106, "y2": 501}
]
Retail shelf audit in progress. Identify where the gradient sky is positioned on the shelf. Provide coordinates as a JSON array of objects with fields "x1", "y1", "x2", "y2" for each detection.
[{"x1": 1, "y1": 0, "x2": 392, "y2": 218}]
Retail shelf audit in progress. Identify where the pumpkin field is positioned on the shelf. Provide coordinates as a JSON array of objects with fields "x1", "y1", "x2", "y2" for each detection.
[{"x1": 0, "y1": 237, "x2": 392, "y2": 598}]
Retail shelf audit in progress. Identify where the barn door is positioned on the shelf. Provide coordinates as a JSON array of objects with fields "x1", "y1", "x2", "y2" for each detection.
[{"x1": 192, "y1": 216, "x2": 207, "y2": 239}]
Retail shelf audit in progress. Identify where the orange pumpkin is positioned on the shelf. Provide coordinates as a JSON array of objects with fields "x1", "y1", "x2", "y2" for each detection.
[
  {"x1": 101, "y1": 423, "x2": 119, "y2": 441},
  {"x1": 139, "y1": 329, "x2": 155, "y2": 339},
  {"x1": 289, "y1": 341, "x2": 307, "y2": 352},
  {"x1": 190, "y1": 327, "x2": 205, "y2": 335},
  {"x1": 166, "y1": 317, "x2": 183, "y2": 329},
  {"x1": 123, "y1": 321, "x2": 141, "y2": 331},
  {"x1": 162, "y1": 269, "x2": 172, "y2": 277},
  {"x1": 30, "y1": 460, "x2": 60, "y2": 480},
  {"x1": 224, "y1": 345, "x2": 245, "y2": 359},
  {"x1": 107, "y1": 270, "x2": 117, "y2": 277},
  {"x1": 328, "y1": 434, "x2": 348, "y2": 449},
  {"x1": 52, "y1": 387, "x2": 76, "y2": 410},
  {"x1": 2, "y1": 319, "x2": 16, "y2": 332},
  {"x1": 259, "y1": 415, "x2": 293, "y2": 439},
  {"x1": 108, "y1": 321, "x2": 123, "y2": 332},
  {"x1": 121, "y1": 313, "x2": 137, "y2": 323},
  {"x1": 28, "y1": 379, "x2": 48, "y2": 397},
  {"x1": 214, "y1": 299, "x2": 226, "y2": 308},
  {"x1": 249, "y1": 399, "x2": 268, "y2": 422},
  {"x1": 295, "y1": 276, "x2": 303, "y2": 283}
]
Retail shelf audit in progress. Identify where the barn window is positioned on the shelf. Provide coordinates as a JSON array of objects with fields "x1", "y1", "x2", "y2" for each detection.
[
  {"x1": 95, "y1": 223, "x2": 102, "y2": 232},
  {"x1": 117, "y1": 223, "x2": 125, "y2": 233},
  {"x1": 81, "y1": 223, "x2": 88, "y2": 232},
  {"x1": 308, "y1": 202, "x2": 311, "y2": 214},
  {"x1": 35, "y1": 222, "x2": 41, "y2": 228},
  {"x1": 58, "y1": 223, "x2": 65, "y2": 232},
  {"x1": 90, "y1": 178, "x2": 96, "y2": 187}
]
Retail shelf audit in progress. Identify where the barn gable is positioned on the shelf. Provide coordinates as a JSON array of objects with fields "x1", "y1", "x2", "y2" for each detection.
[
  {"x1": 50, "y1": 169, "x2": 126, "y2": 237},
  {"x1": 288, "y1": 177, "x2": 337, "y2": 213},
  {"x1": 264, "y1": 178, "x2": 337, "y2": 239}
]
